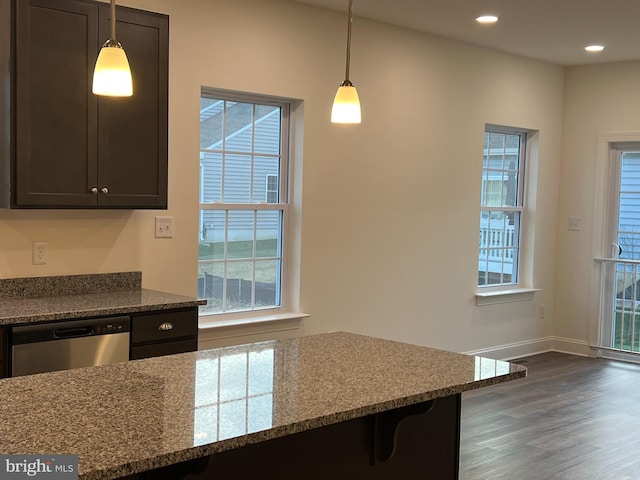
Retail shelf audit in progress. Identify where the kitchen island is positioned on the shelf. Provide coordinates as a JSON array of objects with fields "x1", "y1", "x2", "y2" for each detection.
[{"x1": 0, "y1": 331, "x2": 526, "y2": 479}]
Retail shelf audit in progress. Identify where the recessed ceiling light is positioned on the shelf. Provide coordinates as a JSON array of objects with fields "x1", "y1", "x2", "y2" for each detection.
[
  {"x1": 476, "y1": 15, "x2": 499, "y2": 24},
  {"x1": 585, "y1": 45, "x2": 605, "y2": 52}
]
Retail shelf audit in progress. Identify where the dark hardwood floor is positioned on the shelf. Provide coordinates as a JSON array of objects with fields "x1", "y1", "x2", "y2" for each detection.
[{"x1": 460, "y1": 352, "x2": 640, "y2": 480}]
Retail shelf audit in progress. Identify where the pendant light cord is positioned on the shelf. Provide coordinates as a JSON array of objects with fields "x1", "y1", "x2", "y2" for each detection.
[
  {"x1": 344, "y1": 0, "x2": 353, "y2": 83},
  {"x1": 110, "y1": 0, "x2": 117, "y2": 41}
]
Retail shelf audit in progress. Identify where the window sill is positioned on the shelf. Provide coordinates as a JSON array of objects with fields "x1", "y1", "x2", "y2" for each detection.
[
  {"x1": 198, "y1": 311, "x2": 309, "y2": 330},
  {"x1": 475, "y1": 288, "x2": 540, "y2": 306}
]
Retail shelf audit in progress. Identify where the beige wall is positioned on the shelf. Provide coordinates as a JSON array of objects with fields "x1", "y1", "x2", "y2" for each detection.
[
  {"x1": 557, "y1": 61, "x2": 640, "y2": 350},
  {"x1": 0, "y1": 0, "x2": 565, "y2": 354}
]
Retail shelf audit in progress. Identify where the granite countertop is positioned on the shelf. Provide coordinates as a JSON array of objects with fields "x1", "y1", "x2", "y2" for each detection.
[
  {"x1": 0, "y1": 331, "x2": 527, "y2": 480},
  {"x1": 0, "y1": 272, "x2": 205, "y2": 325}
]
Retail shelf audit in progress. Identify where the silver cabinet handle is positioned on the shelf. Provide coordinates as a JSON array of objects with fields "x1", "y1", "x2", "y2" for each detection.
[
  {"x1": 101, "y1": 187, "x2": 109, "y2": 194},
  {"x1": 90, "y1": 187, "x2": 98, "y2": 194},
  {"x1": 158, "y1": 322, "x2": 174, "y2": 331}
]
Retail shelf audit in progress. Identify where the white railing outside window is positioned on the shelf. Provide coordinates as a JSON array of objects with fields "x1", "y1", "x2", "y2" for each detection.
[
  {"x1": 596, "y1": 258, "x2": 640, "y2": 356},
  {"x1": 478, "y1": 220, "x2": 516, "y2": 277}
]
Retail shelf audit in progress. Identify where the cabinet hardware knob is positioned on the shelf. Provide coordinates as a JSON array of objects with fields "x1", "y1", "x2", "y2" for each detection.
[
  {"x1": 90, "y1": 187, "x2": 98, "y2": 194},
  {"x1": 159, "y1": 322, "x2": 174, "y2": 331},
  {"x1": 101, "y1": 187, "x2": 109, "y2": 194}
]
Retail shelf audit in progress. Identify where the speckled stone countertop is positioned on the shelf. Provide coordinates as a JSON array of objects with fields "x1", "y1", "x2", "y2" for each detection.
[
  {"x1": 0, "y1": 272, "x2": 205, "y2": 325},
  {"x1": 0, "y1": 331, "x2": 526, "y2": 480}
]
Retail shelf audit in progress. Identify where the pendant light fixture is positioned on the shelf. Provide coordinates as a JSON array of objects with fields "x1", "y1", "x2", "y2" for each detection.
[
  {"x1": 331, "y1": 0, "x2": 361, "y2": 124},
  {"x1": 92, "y1": 0, "x2": 133, "y2": 97}
]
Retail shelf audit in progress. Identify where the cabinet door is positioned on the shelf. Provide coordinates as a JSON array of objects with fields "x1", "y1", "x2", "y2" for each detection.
[
  {"x1": 130, "y1": 308, "x2": 198, "y2": 360},
  {"x1": 131, "y1": 308, "x2": 198, "y2": 345},
  {"x1": 96, "y1": 5, "x2": 168, "y2": 208},
  {"x1": 0, "y1": 326, "x2": 7, "y2": 378},
  {"x1": 0, "y1": 1, "x2": 11, "y2": 208},
  {"x1": 15, "y1": 0, "x2": 99, "y2": 207}
]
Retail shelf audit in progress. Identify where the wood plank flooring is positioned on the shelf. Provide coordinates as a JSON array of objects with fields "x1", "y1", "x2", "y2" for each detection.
[{"x1": 460, "y1": 352, "x2": 640, "y2": 480}]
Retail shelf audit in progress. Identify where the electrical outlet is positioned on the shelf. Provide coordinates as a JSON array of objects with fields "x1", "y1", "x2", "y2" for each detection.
[
  {"x1": 538, "y1": 305, "x2": 546, "y2": 319},
  {"x1": 32, "y1": 241, "x2": 48, "y2": 265},
  {"x1": 155, "y1": 216, "x2": 174, "y2": 238}
]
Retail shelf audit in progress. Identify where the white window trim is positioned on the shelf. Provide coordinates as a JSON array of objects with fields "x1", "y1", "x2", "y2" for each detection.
[
  {"x1": 477, "y1": 124, "x2": 540, "y2": 302},
  {"x1": 199, "y1": 311, "x2": 309, "y2": 330},
  {"x1": 475, "y1": 288, "x2": 540, "y2": 306}
]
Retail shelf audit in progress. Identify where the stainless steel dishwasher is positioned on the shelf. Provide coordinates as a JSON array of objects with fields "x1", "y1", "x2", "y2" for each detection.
[{"x1": 11, "y1": 316, "x2": 130, "y2": 377}]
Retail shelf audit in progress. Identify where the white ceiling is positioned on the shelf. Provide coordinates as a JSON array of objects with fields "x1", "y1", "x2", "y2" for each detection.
[{"x1": 291, "y1": 0, "x2": 640, "y2": 66}]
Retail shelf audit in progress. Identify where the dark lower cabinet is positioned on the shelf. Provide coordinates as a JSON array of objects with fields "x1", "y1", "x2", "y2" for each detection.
[
  {"x1": 0, "y1": 0, "x2": 168, "y2": 209},
  {"x1": 119, "y1": 395, "x2": 462, "y2": 480},
  {"x1": 130, "y1": 308, "x2": 199, "y2": 360},
  {"x1": 0, "y1": 326, "x2": 7, "y2": 378},
  {"x1": 130, "y1": 338, "x2": 198, "y2": 360}
]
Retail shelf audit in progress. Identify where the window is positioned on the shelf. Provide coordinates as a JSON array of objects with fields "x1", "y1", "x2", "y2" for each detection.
[
  {"x1": 265, "y1": 174, "x2": 278, "y2": 204},
  {"x1": 478, "y1": 127, "x2": 526, "y2": 287},
  {"x1": 199, "y1": 89, "x2": 290, "y2": 315},
  {"x1": 616, "y1": 149, "x2": 640, "y2": 260}
]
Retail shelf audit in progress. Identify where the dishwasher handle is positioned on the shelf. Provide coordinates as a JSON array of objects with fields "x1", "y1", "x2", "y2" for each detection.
[{"x1": 54, "y1": 326, "x2": 94, "y2": 339}]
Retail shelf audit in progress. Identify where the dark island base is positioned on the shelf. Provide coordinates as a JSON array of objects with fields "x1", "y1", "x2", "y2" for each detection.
[{"x1": 124, "y1": 394, "x2": 461, "y2": 480}]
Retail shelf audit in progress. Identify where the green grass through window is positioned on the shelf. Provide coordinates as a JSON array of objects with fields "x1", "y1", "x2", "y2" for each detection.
[{"x1": 198, "y1": 239, "x2": 278, "y2": 261}]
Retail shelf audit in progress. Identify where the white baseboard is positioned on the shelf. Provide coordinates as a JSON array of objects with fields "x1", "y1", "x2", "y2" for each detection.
[
  {"x1": 550, "y1": 336, "x2": 593, "y2": 357},
  {"x1": 199, "y1": 323, "x2": 592, "y2": 361},
  {"x1": 465, "y1": 336, "x2": 591, "y2": 361}
]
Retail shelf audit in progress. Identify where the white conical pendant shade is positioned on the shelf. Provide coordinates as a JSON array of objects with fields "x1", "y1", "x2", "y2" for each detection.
[
  {"x1": 92, "y1": 43, "x2": 133, "y2": 97},
  {"x1": 331, "y1": 84, "x2": 361, "y2": 124}
]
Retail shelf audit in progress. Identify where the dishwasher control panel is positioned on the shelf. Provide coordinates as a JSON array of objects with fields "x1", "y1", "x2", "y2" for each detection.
[{"x1": 96, "y1": 322, "x2": 129, "y2": 334}]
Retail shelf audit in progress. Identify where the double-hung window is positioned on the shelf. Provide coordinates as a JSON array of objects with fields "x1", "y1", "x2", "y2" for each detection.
[
  {"x1": 478, "y1": 127, "x2": 526, "y2": 287},
  {"x1": 199, "y1": 89, "x2": 290, "y2": 315}
]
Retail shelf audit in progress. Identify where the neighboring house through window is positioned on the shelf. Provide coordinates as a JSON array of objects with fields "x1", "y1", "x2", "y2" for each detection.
[
  {"x1": 199, "y1": 89, "x2": 291, "y2": 315},
  {"x1": 478, "y1": 127, "x2": 526, "y2": 287}
]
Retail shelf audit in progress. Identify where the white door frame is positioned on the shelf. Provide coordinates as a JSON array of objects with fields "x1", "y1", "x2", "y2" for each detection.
[{"x1": 590, "y1": 132, "x2": 640, "y2": 360}]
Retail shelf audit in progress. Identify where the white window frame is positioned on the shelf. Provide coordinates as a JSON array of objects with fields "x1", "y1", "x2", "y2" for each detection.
[
  {"x1": 198, "y1": 88, "x2": 291, "y2": 319},
  {"x1": 478, "y1": 125, "x2": 527, "y2": 289},
  {"x1": 606, "y1": 143, "x2": 640, "y2": 259}
]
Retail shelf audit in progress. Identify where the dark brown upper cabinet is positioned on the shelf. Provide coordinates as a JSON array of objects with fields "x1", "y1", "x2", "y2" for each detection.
[{"x1": 0, "y1": 0, "x2": 168, "y2": 209}]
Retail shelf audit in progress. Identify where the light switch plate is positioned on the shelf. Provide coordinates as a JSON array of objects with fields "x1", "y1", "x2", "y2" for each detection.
[
  {"x1": 155, "y1": 216, "x2": 174, "y2": 238},
  {"x1": 567, "y1": 216, "x2": 582, "y2": 231}
]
